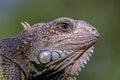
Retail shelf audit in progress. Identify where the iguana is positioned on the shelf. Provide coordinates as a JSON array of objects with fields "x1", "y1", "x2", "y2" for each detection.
[{"x1": 0, "y1": 17, "x2": 99, "y2": 80}]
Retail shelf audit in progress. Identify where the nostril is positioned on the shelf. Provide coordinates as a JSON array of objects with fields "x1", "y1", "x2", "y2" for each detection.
[{"x1": 92, "y1": 28, "x2": 95, "y2": 31}]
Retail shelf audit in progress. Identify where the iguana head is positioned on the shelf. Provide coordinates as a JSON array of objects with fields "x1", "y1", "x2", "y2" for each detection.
[{"x1": 21, "y1": 17, "x2": 99, "y2": 79}]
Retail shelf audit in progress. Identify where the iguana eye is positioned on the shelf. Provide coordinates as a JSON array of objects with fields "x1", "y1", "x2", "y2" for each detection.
[{"x1": 58, "y1": 23, "x2": 72, "y2": 32}]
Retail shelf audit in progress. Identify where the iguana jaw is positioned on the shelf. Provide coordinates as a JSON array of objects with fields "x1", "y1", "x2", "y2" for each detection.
[
  {"x1": 51, "y1": 38, "x2": 96, "y2": 67},
  {"x1": 36, "y1": 37, "x2": 97, "y2": 78}
]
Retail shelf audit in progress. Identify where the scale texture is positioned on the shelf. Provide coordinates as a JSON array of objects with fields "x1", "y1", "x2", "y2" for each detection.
[{"x1": 0, "y1": 17, "x2": 99, "y2": 80}]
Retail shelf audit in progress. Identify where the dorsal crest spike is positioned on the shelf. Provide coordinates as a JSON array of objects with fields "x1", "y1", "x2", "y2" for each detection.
[{"x1": 21, "y1": 21, "x2": 31, "y2": 30}]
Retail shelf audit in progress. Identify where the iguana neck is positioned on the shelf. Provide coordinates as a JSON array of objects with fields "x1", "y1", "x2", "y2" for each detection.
[{"x1": 16, "y1": 25, "x2": 50, "y2": 66}]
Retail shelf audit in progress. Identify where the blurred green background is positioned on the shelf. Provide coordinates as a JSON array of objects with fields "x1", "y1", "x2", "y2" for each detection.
[{"x1": 0, "y1": 0, "x2": 120, "y2": 80}]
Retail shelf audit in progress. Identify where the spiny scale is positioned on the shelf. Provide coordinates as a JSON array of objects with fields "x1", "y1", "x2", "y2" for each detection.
[
  {"x1": 74, "y1": 48, "x2": 94, "y2": 77},
  {"x1": 21, "y1": 21, "x2": 31, "y2": 30}
]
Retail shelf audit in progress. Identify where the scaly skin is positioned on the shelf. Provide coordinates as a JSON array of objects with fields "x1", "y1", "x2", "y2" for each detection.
[{"x1": 0, "y1": 17, "x2": 99, "y2": 80}]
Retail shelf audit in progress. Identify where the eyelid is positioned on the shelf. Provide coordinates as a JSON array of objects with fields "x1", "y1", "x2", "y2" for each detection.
[{"x1": 58, "y1": 22, "x2": 73, "y2": 32}]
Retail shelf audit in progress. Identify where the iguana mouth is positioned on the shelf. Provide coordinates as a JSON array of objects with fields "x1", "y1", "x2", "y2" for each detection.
[{"x1": 37, "y1": 38, "x2": 97, "y2": 78}]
